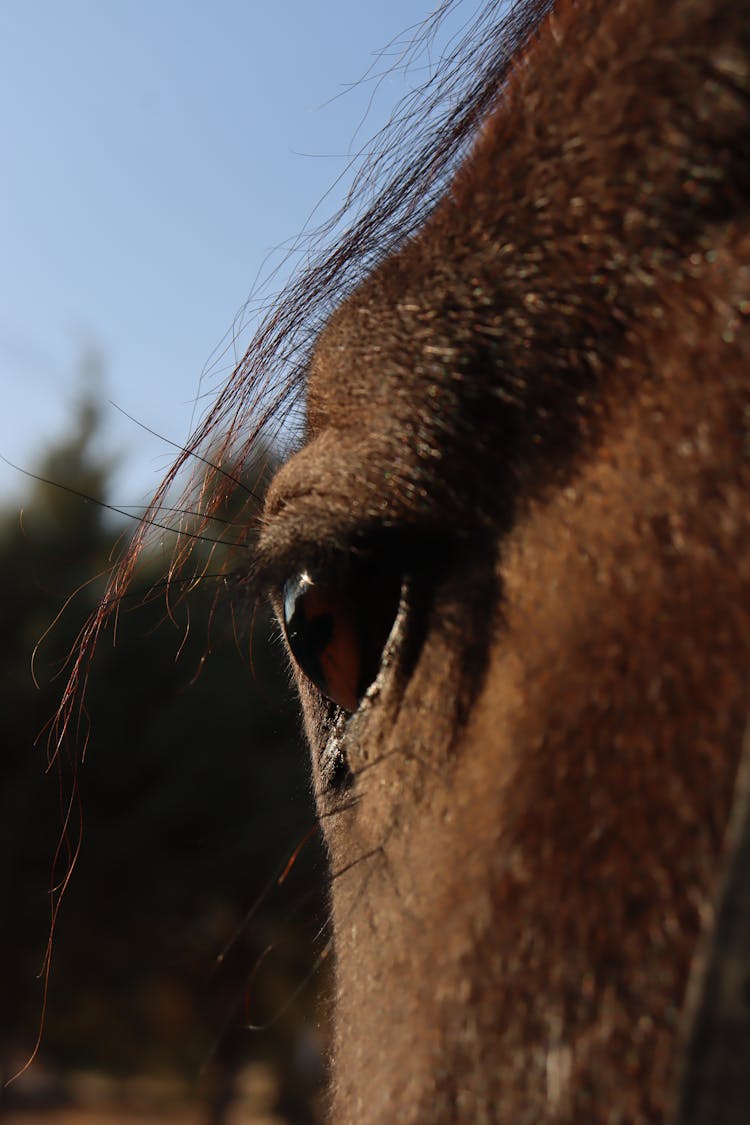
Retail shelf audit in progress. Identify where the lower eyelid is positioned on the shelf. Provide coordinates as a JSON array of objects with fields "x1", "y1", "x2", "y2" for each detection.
[{"x1": 315, "y1": 585, "x2": 410, "y2": 793}]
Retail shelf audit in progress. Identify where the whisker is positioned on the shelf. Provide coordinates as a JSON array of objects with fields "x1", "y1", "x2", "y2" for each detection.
[
  {"x1": 278, "y1": 823, "x2": 321, "y2": 886},
  {"x1": 109, "y1": 402, "x2": 263, "y2": 504},
  {"x1": 204, "y1": 889, "x2": 329, "y2": 1062},
  {"x1": 243, "y1": 936, "x2": 333, "y2": 1033},
  {"x1": 328, "y1": 845, "x2": 382, "y2": 884},
  {"x1": 207, "y1": 836, "x2": 382, "y2": 1059},
  {"x1": 110, "y1": 503, "x2": 247, "y2": 527},
  {"x1": 212, "y1": 825, "x2": 321, "y2": 973},
  {"x1": 0, "y1": 456, "x2": 248, "y2": 551},
  {"x1": 244, "y1": 839, "x2": 391, "y2": 1034}
]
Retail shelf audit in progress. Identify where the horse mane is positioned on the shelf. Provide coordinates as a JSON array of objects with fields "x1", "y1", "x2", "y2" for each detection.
[
  {"x1": 53, "y1": 0, "x2": 555, "y2": 757},
  {"x1": 164, "y1": 0, "x2": 556, "y2": 502}
]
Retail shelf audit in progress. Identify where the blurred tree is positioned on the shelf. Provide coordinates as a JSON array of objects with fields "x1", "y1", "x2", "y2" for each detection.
[{"x1": 0, "y1": 384, "x2": 326, "y2": 1122}]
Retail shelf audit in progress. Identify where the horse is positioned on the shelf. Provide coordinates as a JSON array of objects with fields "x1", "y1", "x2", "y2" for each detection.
[{"x1": 65, "y1": 0, "x2": 750, "y2": 1119}]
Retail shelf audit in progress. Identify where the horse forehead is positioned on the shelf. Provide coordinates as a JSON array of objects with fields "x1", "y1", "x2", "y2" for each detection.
[{"x1": 305, "y1": 250, "x2": 456, "y2": 431}]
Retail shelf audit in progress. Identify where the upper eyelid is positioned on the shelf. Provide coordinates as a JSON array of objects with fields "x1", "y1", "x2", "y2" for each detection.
[
  {"x1": 255, "y1": 517, "x2": 463, "y2": 610},
  {"x1": 252, "y1": 510, "x2": 358, "y2": 599},
  {"x1": 256, "y1": 459, "x2": 468, "y2": 599},
  {"x1": 256, "y1": 482, "x2": 381, "y2": 592}
]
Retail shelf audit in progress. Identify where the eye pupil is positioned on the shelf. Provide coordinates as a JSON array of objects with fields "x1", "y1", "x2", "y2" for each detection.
[{"x1": 281, "y1": 558, "x2": 401, "y2": 713}]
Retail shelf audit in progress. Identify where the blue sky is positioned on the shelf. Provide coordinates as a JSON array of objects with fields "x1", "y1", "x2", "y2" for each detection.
[{"x1": 0, "y1": 0, "x2": 467, "y2": 505}]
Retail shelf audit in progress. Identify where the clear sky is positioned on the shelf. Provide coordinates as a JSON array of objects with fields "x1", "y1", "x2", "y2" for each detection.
[{"x1": 0, "y1": 0, "x2": 466, "y2": 505}]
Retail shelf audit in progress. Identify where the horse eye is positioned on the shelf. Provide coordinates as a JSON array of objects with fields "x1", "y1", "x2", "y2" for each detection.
[{"x1": 281, "y1": 557, "x2": 402, "y2": 713}]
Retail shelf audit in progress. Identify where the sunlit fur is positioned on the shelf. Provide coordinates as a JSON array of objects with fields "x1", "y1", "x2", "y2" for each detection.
[
  {"x1": 256, "y1": 0, "x2": 750, "y2": 1119},
  {"x1": 59, "y1": 0, "x2": 748, "y2": 1117}
]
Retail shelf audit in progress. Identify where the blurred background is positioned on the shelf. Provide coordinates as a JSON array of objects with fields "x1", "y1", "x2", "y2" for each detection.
[{"x1": 0, "y1": 1, "x2": 468, "y2": 1120}]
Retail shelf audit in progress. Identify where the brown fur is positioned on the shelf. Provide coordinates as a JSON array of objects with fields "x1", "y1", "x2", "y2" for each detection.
[{"x1": 255, "y1": 0, "x2": 750, "y2": 1119}]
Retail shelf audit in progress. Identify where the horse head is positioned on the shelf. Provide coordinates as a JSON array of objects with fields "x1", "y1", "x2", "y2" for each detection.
[{"x1": 254, "y1": 0, "x2": 750, "y2": 1119}]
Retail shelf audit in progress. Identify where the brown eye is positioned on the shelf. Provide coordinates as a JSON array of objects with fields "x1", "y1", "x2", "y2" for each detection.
[{"x1": 281, "y1": 557, "x2": 402, "y2": 713}]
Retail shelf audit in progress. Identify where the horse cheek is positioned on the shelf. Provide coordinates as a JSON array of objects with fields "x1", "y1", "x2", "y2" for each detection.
[{"x1": 325, "y1": 275, "x2": 750, "y2": 1122}]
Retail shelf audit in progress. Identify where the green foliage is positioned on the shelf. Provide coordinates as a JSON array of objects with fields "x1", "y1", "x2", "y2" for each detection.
[{"x1": 0, "y1": 391, "x2": 325, "y2": 1116}]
